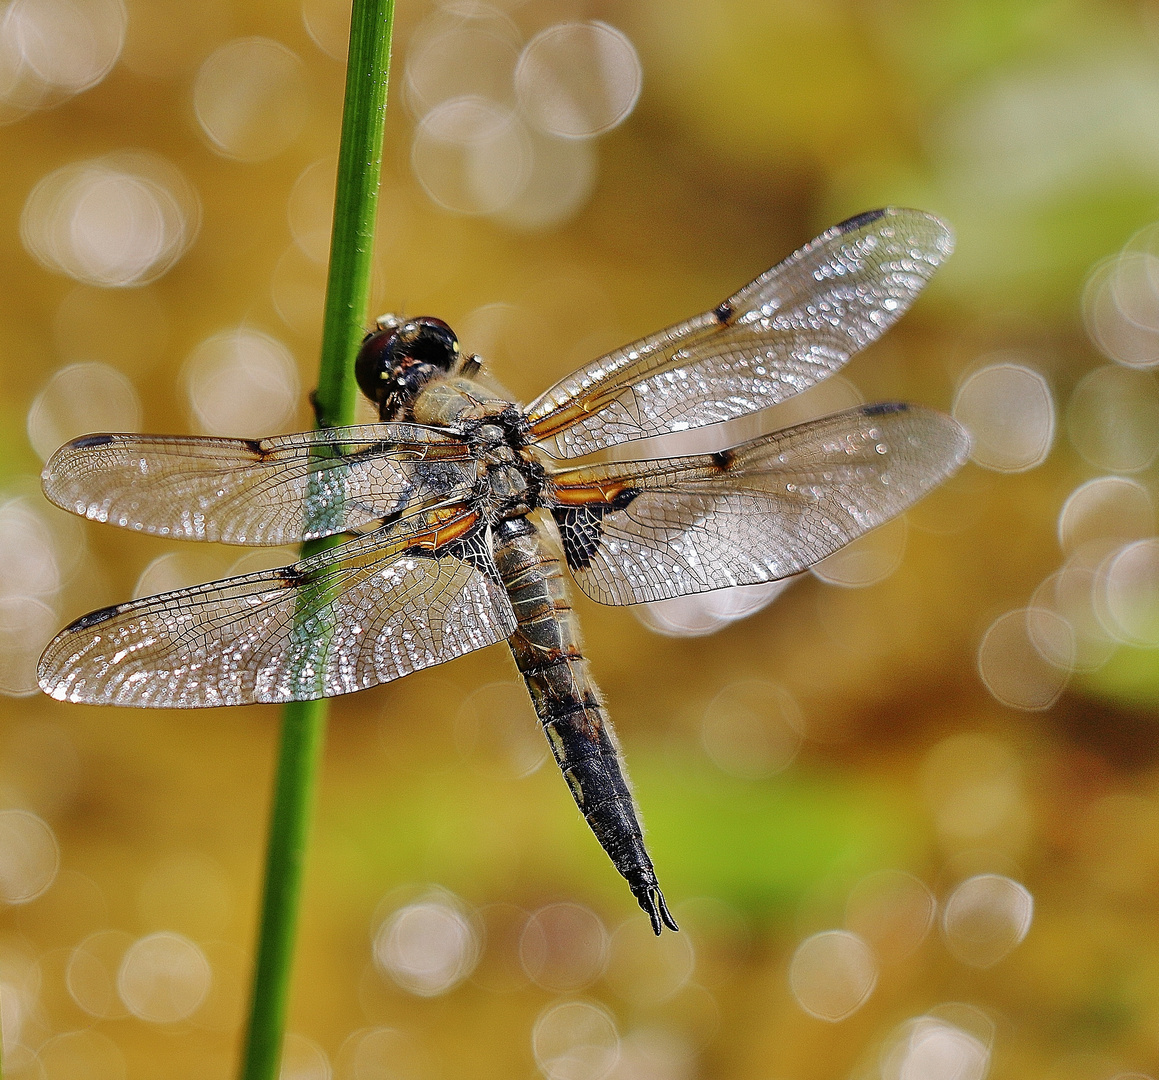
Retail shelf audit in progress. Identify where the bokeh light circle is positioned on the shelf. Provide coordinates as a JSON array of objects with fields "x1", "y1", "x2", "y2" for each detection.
[
  {"x1": 0, "y1": 0, "x2": 125, "y2": 120},
  {"x1": 493, "y1": 127, "x2": 597, "y2": 231},
  {"x1": 844, "y1": 870, "x2": 935, "y2": 961},
  {"x1": 1067, "y1": 365, "x2": 1159, "y2": 472},
  {"x1": 612, "y1": 1028, "x2": 696, "y2": 1080},
  {"x1": 604, "y1": 915, "x2": 695, "y2": 1005},
  {"x1": 27, "y1": 360, "x2": 142, "y2": 461},
  {"x1": 288, "y1": 158, "x2": 336, "y2": 264},
  {"x1": 515, "y1": 22, "x2": 642, "y2": 139},
  {"x1": 920, "y1": 732, "x2": 1025, "y2": 847},
  {"x1": 404, "y1": 9, "x2": 519, "y2": 118},
  {"x1": 1030, "y1": 560, "x2": 1116, "y2": 673},
  {"x1": 977, "y1": 608, "x2": 1074, "y2": 710},
  {"x1": 336, "y1": 1026, "x2": 431, "y2": 1080},
  {"x1": 953, "y1": 361, "x2": 1054, "y2": 471},
  {"x1": 881, "y1": 1015, "x2": 991, "y2": 1080},
  {"x1": 1084, "y1": 253, "x2": 1159, "y2": 368},
  {"x1": 117, "y1": 931, "x2": 211, "y2": 1022},
  {"x1": 193, "y1": 37, "x2": 310, "y2": 161},
  {"x1": 1100, "y1": 539, "x2": 1159, "y2": 646},
  {"x1": 68, "y1": 929, "x2": 133, "y2": 1018},
  {"x1": 184, "y1": 329, "x2": 299, "y2": 438},
  {"x1": 300, "y1": 0, "x2": 349, "y2": 62},
  {"x1": 374, "y1": 892, "x2": 479, "y2": 997},
  {"x1": 271, "y1": 243, "x2": 326, "y2": 337},
  {"x1": 1058, "y1": 475, "x2": 1154, "y2": 551},
  {"x1": 279, "y1": 1032, "x2": 330, "y2": 1080},
  {"x1": 520, "y1": 903, "x2": 609, "y2": 993},
  {"x1": 636, "y1": 581, "x2": 791, "y2": 637},
  {"x1": 700, "y1": 679, "x2": 802, "y2": 779},
  {"x1": 788, "y1": 930, "x2": 877, "y2": 1021},
  {"x1": 532, "y1": 1000, "x2": 620, "y2": 1080},
  {"x1": 454, "y1": 680, "x2": 547, "y2": 779},
  {"x1": 0, "y1": 497, "x2": 61, "y2": 600},
  {"x1": 37, "y1": 1029, "x2": 125, "y2": 1080},
  {"x1": 21, "y1": 152, "x2": 199, "y2": 286},
  {"x1": 0, "y1": 596, "x2": 60, "y2": 696},
  {"x1": 812, "y1": 515, "x2": 907, "y2": 587},
  {"x1": 941, "y1": 873, "x2": 1033, "y2": 967},
  {"x1": 411, "y1": 96, "x2": 531, "y2": 215},
  {"x1": 132, "y1": 551, "x2": 231, "y2": 601},
  {"x1": 0, "y1": 808, "x2": 58, "y2": 902}
]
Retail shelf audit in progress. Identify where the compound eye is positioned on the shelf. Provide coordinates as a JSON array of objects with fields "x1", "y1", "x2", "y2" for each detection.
[
  {"x1": 354, "y1": 316, "x2": 462, "y2": 409},
  {"x1": 396, "y1": 317, "x2": 459, "y2": 371},
  {"x1": 354, "y1": 327, "x2": 398, "y2": 406}
]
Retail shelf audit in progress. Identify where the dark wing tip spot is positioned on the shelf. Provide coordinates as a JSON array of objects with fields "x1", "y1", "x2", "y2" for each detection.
[
  {"x1": 70, "y1": 604, "x2": 122, "y2": 630},
  {"x1": 68, "y1": 433, "x2": 116, "y2": 449},
  {"x1": 862, "y1": 401, "x2": 909, "y2": 417},
  {"x1": 836, "y1": 208, "x2": 888, "y2": 234}
]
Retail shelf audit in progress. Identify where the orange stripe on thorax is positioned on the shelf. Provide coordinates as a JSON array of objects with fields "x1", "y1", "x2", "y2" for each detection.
[
  {"x1": 410, "y1": 509, "x2": 479, "y2": 549},
  {"x1": 550, "y1": 480, "x2": 634, "y2": 506}
]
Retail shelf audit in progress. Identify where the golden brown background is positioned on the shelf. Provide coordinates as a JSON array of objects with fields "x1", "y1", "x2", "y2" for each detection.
[{"x1": 2, "y1": 0, "x2": 1159, "y2": 1077}]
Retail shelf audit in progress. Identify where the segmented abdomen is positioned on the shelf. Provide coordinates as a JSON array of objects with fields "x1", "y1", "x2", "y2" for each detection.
[{"x1": 491, "y1": 514, "x2": 675, "y2": 932}]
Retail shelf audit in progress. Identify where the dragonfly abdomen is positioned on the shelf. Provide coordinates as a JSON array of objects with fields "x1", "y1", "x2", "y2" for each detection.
[{"x1": 491, "y1": 514, "x2": 677, "y2": 934}]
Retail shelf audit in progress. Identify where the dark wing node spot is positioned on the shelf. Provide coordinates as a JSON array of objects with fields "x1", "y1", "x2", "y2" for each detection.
[
  {"x1": 835, "y1": 207, "x2": 887, "y2": 233},
  {"x1": 69, "y1": 433, "x2": 116, "y2": 449},
  {"x1": 713, "y1": 300, "x2": 734, "y2": 325},
  {"x1": 710, "y1": 448, "x2": 736, "y2": 471},
  {"x1": 70, "y1": 604, "x2": 122, "y2": 630},
  {"x1": 552, "y1": 489, "x2": 640, "y2": 572},
  {"x1": 243, "y1": 438, "x2": 265, "y2": 456},
  {"x1": 862, "y1": 401, "x2": 908, "y2": 417}
]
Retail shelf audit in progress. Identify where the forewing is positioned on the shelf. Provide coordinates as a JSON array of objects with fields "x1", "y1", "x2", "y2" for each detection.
[
  {"x1": 42, "y1": 424, "x2": 476, "y2": 545},
  {"x1": 544, "y1": 403, "x2": 969, "y2": 605},
  {"x1": 38, "y1": 510, "x2": 516, "y2": 707},
  {"x1": 526, "y1": 208, "x2": 953, "y2": 458}
]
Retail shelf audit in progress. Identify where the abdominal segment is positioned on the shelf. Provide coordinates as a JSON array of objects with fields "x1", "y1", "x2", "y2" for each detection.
[{"x1": 491, "y1": 514, "x2": 676, "y2": 933}]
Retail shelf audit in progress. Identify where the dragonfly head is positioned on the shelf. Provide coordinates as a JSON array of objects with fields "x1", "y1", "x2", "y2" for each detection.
[{"x1": 356, "y1": 316, "x2": 461, "y2": 420}]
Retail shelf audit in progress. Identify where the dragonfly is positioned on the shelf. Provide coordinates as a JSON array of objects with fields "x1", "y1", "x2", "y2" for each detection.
[{"x1": 38, "y1": 207, "x2": 969, "y2": 934}]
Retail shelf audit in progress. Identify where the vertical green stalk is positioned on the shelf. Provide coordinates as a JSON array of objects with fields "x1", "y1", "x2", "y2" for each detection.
[{"x1": 239, "y1": 3, "x2": 395, "y2": 1078}]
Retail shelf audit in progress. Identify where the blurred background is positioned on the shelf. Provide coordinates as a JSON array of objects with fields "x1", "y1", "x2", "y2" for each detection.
[{"x1": 2, "y1": 0, "x2": 1159, "y2": 1077}]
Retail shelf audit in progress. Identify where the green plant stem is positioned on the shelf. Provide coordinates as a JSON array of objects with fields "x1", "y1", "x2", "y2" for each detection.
[{"x1": 239, "y1": 3, "x2": 395, "y2": 1078}]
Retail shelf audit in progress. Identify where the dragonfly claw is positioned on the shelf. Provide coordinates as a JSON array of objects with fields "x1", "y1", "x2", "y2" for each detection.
[{"x1": 635, "y1": 883, "x2": 679, "y2": 935}]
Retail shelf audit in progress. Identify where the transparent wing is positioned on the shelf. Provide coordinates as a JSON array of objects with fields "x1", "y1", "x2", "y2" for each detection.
[
  {"x1": 544, "y1": 403, "x2": 969, "y2": 605},
  {"x1": 38, "y1": 508, "x2": 516, "y2": 707},
  {"x1": 42, "y1": 424, "x2": 476, "y2": 545},
  {"x1": 526, "y1": 208, "x2": 953, "y2": 458}
]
